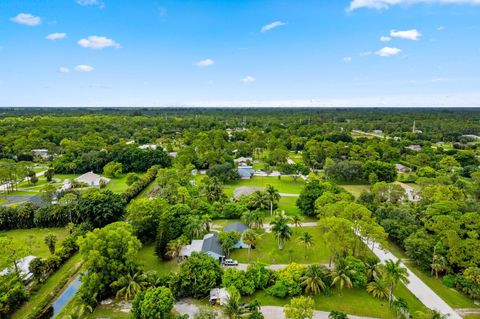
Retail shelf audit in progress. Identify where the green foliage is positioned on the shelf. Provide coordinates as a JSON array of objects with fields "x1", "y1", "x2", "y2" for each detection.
[
  {"x1": 218, "y1": 230, "x2": 241, "y2": 257},
  {"x1": 284, "y1": 296, "x2": 314, "y2": 319},
  {"x1": 103, "y1": 161, "x2": 123, "y2": 178},
  {"x1": 126, "y1": 172, "x2": 141, "y2": 185},
  {"x1": 172, "y1": 252, "x2": 223, "y2": 298},
  {"x1": 132, "y1": 286, "x2": 174, "y2": 319},
  {"x1": 207, "y1": 162, "x2": 240, "y2": 182},
  {"x1": 363, "y1": 160, "x2": 397, "y2": 183},
  {"x1": 0, "y1": 274, "x2": 29, "y2": 318},
  {"x1": 74, "y1": 188, "x2": 125, "y2": 228},
  {"x1": 222, "y1": 268, "x2": 255, "y2": 295},
  {"x1": 78, "y1": 222, "x2": 142, "y2": 306}
]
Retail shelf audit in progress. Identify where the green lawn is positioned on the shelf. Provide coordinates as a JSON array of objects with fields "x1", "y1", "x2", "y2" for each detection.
[
  {"x1": 224, "y1": 176, "x2": 305, "y2": 198},
  {"x1": 137, "y1": 244, "x2": 179, "y2": 275},
  {"x1": 105, "y1": 174, "x2": 130, "y2": 193},
  {"x1": 0, "y1": 227, "x2": 68, "y2": 268},
  {"x1": 12, "y1": 253, "x2": 83, "y2": 319},
  {"x1": 244, "y1": 284, "x2": 426, "y2": 319},
  {"x1": 388, "y1": 241, "x2": 478, "y2": 308},
  {"x1": 339, "y1": 184, "x2": 370, "y2": 198},
  {"x1": 230, "y1": 228, "x2": 332, "y2": 264},
  {"x1": 288, "y1": 151, "x2": 304, "y2": 164}
]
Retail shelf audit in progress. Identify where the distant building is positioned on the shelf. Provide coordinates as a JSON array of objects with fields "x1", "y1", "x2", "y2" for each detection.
[
  {"x1": 237, "y1": 166, "x2": 255, "y2": 179},
  {"x1": 32, "y1": 149, "x2": 49, "y2": 159},
  {"x1": 405, "y1": 145, "x2": 422, "y2": 152},
  {"x1": 138, "y1": 144, "x2": 157, "y2": 150},
  {"x1": 234, "y1": 157, "x2": 252, "y2": 166},
  {"x1": 75, "y1": 172, "x2": 110, "y2": 186},
  {"x1": 180, "y1": 233, "x2": 225, "y2": 262},
  {"x1": 224, "y1": 222, "x2": 251, "y2": 249},
  {"x1": 462, "y1": 134, "x2": 480, "y2": 140},
  {"x1": 373, "y1": 130, "x2": 383, "y2": 134},
  {"x1": 395, "y1": 164, "x2": 412, "y2": 173},
  {"x1": 0, "y1": 255, "x2": 36, "y2": 283},
  {"x1": 168, "y1": 151, "x2": 178, "y2": 157}
]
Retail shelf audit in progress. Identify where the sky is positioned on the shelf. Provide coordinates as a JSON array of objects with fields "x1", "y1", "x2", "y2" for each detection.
[{"x1": 1, "y1": 0, "x2": 480, "y2": 107}]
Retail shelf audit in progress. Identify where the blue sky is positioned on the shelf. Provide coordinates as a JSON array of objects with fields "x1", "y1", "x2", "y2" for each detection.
[{"x1": 1, "y1": 0, "x2": 479, "y2": 107}]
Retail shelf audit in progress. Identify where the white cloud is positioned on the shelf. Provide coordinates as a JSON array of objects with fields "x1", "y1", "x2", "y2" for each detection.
[
  {"x1": 78, "y1": 36, "x2": 121, "y2": 49},
  {"x1": 46, "y1": 33, "x2": 67, "y2": 40},
  {"x1": 261, "y1": 21, "x2": 287, "y2": 33},
  {"x1": 380, "y1": 36, "x2": 391, "y2": 42},
  {"x1": 58, "y1": 67, "x2": 70, "y2": 73},
  {"x1": 195, "y1": 58, "x2": 214, "y2": 67},
  {"x1": 241, "y1": 76, "x2": 256, "y2": 83},
  {"x1": 348, "y1": 0, "x2": 480, "y2": 11},
  {"x1": 77, "y1": 0, "x2": 105, "y2": 8},
  {"x1": 375, "y1": 46, "x2": 402, "y2": 56},
  {"x1": 10, "y1": 13, "x2": 41, "y2": 26},
  {"x1": 74, "y1": 65, "x2": 95, "y2": 72},
  {"x1": 390, "y1": 29, "x2": 421, "y2": 40},
  {"x1": 343, "y1": 57, "x2": 353, "y2": 62}
]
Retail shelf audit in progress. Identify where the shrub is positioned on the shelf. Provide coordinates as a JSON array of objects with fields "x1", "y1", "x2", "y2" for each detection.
[{"x1": 442, "y1": 275, "x2": 457, "y2": 288}]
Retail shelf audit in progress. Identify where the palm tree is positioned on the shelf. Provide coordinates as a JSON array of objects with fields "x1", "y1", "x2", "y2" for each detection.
[
  {"x1": 111, "y1": 271, "x2": 148, "y2": 301},
  {"x1": 431, "y1": 254, "x2": 447, "y2": 279},
  {"x1": 242, "y1": 210, "x2": 264, "y2": 230},
  {"x1": 328, "y1": 310, "x2": 348, "y2": 319},
  {"x1": 391, "y1": 297, "x2": 410, "y2": 319},
  {"x1": 365, "y1": 259, "x2": 382, "y2": 282},
  {"x1": 384, "y1": 259, "x2": 409, "y2": 304},
  {"x1": 166, "y1": 237, "x2": 188, "y2": 262},
  {"x1": 301, "y1": 264, "x2": 329, "y2": 295},
  {"x1": 291, "y1": 214, "x2": 302, "y2": 232},
  {"x1": 223, "y1": 289, "x2": 244, "y2": 319},
  {"x1": 265, "y1": 184, "x2": 281, "y2": 216},
  {"x1": 250, "y1": 191, "x2": 270, "y2": 211},
  {"x1": 298, "y1": 232, "x2": 314, "y2": 259},
  {"x1": 366, "y1": 279, "x2": 389, "y2": 300},
  {"x1": 242, "y1": 229, "x2": 259, "y2": 262},
  {"x1": 44, "y1": 233, "x2": 57, "y2": 255},
  {"x1": 270, "y1": 212, "x2": 292, "y2": 250},
  {"x1": 331, "y1": 259, "x2": 355, "y2": 294},
  {"x1": 185, "y1": 216, "x2": 206, "y2": 239}
]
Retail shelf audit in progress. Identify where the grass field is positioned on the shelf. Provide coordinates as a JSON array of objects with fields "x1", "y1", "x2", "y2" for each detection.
[
  {"x1": 339, "y1": 184, "x2": 370, "y2": 198},
  {"x1": 0, "y1": 227, "x2": 68, "y2": 268},
  {"x1": 230, "y1": 227, "x2": 331, "y2": 264},
  {"x1": 137, "y1": 243, "x2": 179, "y2": 275},
  {"x1": 104, "y1": 174, "x2": 130, "y2": 193},
  {"x1": 224, "y1": 176, "x2": 305, "y2": 198},
  {"x1": 243, "y1": 283, "x2": 427, "y2": 319}
]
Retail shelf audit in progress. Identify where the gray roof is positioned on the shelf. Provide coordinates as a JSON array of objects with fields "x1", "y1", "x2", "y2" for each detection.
[
  {"x1": 202, "y1": 233, "x2": 225, "y2": 257},
  {"x1": 224, "y1": 222, "x2": 249, "y2": 234},
  {"x1": 237, "y1": 166, "x2": 254, "y2": 178}
]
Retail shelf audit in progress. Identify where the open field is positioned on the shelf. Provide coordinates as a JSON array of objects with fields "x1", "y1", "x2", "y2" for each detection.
[
  {"x1": 224, "y1": 176, "x2": 305, "y2": 197},
  {"x1": 0, "y1": 227, "x2": 68, "y2": 268},
  {"x1": 339, "y1": 184, "x2": 370, "y2": 198},
  {"x1": 231, "y1": 227, "x2": 331, "y2": 264}
]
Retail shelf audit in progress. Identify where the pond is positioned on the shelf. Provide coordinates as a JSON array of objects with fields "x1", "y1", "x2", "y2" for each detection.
[{"x1": 52, "y1": 275, "x2": 81, "y2": 317}]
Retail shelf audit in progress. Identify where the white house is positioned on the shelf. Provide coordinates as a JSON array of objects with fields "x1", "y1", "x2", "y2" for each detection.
[
  {"x1": 234, "y1": 157, "x2": 252, "y2": 166},
  {"x1": 138, "y1": 144, "x2": 158, "y2": 150},
  {"x1": 75, "y1": 172, "x2": 110, "y2": 186},
  {"x1": 32, "y1": 149, "x2": 49, "y2": 159},
  {"x1": 0, "y1": 255, "x2": 36, "y2": 283}
]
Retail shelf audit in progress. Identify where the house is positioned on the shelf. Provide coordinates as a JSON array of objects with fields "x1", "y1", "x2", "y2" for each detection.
[
  {"x1": 238, "y1": 166, "x2": 255, "y2": 180},
  {"x1": 32, "y1": 149, "x2": 49, "y2": 159},
  {"x1": 373, "y1": 130, "x2": 383, "y2": 134},
  {"x1": 138, "y1": 144, "x2": 158, "y2": 150},
  {"x1": 180, "y1": 233, "x2": 225, "y2": 262},
  {"x1": 395, "y1": 164, "x2": 412, "y2": 173},
  {"x1": 224, "y1": 222, "x2": 251, "y2": 249},
  {"x1": 75, "y1": 172, "x2": 110, "y2": 186},
  {"x1": 405, "y1": 145, "x2": 422, "y2": 152},
  {"x1": 0, "y1": 255, "x2": 36, "y2": 283},
  {"x1": 210, "y1": 288, "x2": 230, "y2": 305},
  {"x1": 169, "y1": 151, "x2": 178, "y2": 158},
  {"x1": 462, "y1": 134, "x2": 480, "y2": 140},
  {"x1": 234, "y1": 157, "x2": 252, "y2": 166}
]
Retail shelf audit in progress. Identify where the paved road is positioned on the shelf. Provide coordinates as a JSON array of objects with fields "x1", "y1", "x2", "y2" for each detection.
[{"x1": 364, "y1": 239, "x2": 462, "y2": 319}]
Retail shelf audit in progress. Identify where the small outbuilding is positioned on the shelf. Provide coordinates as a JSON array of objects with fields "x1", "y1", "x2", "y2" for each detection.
[
  {"x1": 210, "y1": 288, "x2": 230, "y2": 305},
  {"x1": 237, "y1": 166, "x2": 255, "y2": 180}
]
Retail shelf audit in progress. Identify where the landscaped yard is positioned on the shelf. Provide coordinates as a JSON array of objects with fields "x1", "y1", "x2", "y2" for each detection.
[
  {"x1": 224, "y1": 176, "x2": 305, "y2": 197},
  {"x1": 339, "y1": 184, "x2": 370, "y2": 198},
  {"x1": 243, "y1": 284, "x2": 427, "y2": 319},
  {"x1": 230, "y1": 227, "x2": 331, "y2": 264},
  {"x1": 137, "y1": 243, "x2": 179, "y2": 275},
  {"x1": 0, "y1": 227, "x2": 68, "y2": 268},
  {"x1": 104, "y1": 173, "x2": 131, "y2": 193}
]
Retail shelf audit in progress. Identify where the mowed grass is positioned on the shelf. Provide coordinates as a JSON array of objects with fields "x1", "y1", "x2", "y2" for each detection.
[
  {"x1": 0, "y1": 227, "x2": 68, "y2": 268},
  {"x1": 244, "y1": 283, "x2": 426, "y2": 319},
  {"x1": 104, "y1": 174, "x2": 130, "y2": 193},
  {"x1": 137, "y1": 244, "x2": 179, "y2": 276},
  {"x1": 339, "y1": 184, "x2": 370, "y2": 198},
  {"x1": 224, "y1": 176, "x2": 305, "y2": 198},
  {"x1": 230, "y1": 228, "x2": 331, "y2": 264}
]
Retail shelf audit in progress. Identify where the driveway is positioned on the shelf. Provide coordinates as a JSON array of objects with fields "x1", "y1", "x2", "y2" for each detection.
[{"x1": 363, "y1": 238, "x2": 462, "y2": 319}]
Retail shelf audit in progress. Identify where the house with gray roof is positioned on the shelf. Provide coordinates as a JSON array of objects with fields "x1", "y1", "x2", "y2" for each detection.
[
  {"x1": 237, "y1": 166, "x2": 255, "y2": 180},
  {"x1": 224, "y1": 222, "x2": 251, "y2": 249},
  {"x1": 180, "y1": 233, "x2": 225, "y2": 262},
  {"x1": 75, "y1": 172, "x2": 110, "y2": 186}
]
